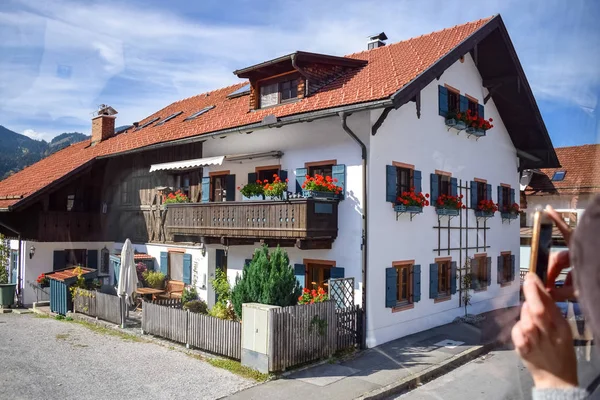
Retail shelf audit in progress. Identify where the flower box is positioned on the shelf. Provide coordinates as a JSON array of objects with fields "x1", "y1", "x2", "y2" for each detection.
[
  {"x1": 465, "y1": 127, "x2": 476, "y2": 134},
  {"x1": 474, "y1": 128, "x2": 486, "y2": 137},
  {"x1": 242, "y1": 194, "x2": 265, "y2": 201},
  {"x1": 302, "y1": 190, "x2": 340, "y2": 200},
  {"x1": 455, "y1": 121, "x2": 467, "y2": 130},
  {"x1": 394, "y1": 205, "x2": 423, "y2": 213},
  {"x1": 445, "y1": 118, "x2": 457, "y2": 127},
  {"x1": 474, "y1": 210, "x2": 495, "y2": 218},
  {"x1": 501, "y1": 212, "x2": 519, "y2": 220},
  {"x1": 436, "y1": 208, "x2": 460, "y2": 217}
]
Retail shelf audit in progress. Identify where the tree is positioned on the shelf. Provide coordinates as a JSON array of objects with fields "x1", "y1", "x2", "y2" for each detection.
[
  {"x1": 231, "y1": 245, "x2": 302, "y2": 319},
  {"x1": 0, "y1": 234, "x2": 10, "y2": 284}
]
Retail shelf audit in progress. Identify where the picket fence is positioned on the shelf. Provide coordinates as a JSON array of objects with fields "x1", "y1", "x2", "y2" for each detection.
[
  {"x1": 142, "y1": 301, "x2": 242, "y2": 360},
  {"x1": 73, "y1": 289, "x2": 121, "y2": 325}
]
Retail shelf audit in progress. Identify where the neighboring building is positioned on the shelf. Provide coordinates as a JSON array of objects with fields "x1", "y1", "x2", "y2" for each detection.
[
  {"x1": 520, "y1": 144, "x2": 600, "y2": 271},
  {"x1": 0, "y1": 15, "x2": 558, "y2": 347}
]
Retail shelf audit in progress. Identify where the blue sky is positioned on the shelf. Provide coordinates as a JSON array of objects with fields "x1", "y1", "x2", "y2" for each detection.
[{"x1": 0, "y1": 0, "x2": 598, "y2": 147}]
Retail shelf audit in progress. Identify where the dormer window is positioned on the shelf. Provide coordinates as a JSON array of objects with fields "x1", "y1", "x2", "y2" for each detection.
[{"x1": 260, "y1": 77, "x2": 299, "y2": 108}]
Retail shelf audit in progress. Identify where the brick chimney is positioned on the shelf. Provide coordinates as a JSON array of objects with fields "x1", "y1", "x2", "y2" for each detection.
[{"x1": 91, "y1": 104, "x2": 118, "y2": 145}]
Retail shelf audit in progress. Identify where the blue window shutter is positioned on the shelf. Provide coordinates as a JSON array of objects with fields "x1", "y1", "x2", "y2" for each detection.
[
  {"x1": 450, "y1": 262, "x2": 457, "y2": 294},
  {"x1": 412, "y1": 265, "x2": 421, "y2": 303},
  {"x1": 450, "y1": 177, "x2": 458, "y2": 197},
  {"x1": 413, "y1": 170, "x2": 422, "y2": 193},
  {"x1": 332, "y1": 165, "x2": 346, "y2": 199},
  {"x1": 385, "y1": 267, "x2": 398, "y2": 308},
  {"x1": 87, "y1": 250, "x2": 98, "y2": 270},
  {"x1": 510, "y1": 188, "x2": 515, "y2": 206},
  {"x1": 438, "y1": 86, "x2": 448, "y2": 117},
  {"x1": 294, "y1": 264, "x2": 306, "y2": 288},
  {"x1": 112, "y1": 258, "x2": 121, "y2": 285},
  {"x1": 225, "y1": 174, "x2": 236, "y2": 201},
  {"x1": 279, "y1": 169, "x2": 288, "y2": 185},
  {"x1": 486, "y1": 257, "x2": 492, "y2": 287},
  {"x1": 182, "y1": 253, "x2": 192, "y2": 284},
  {"x1": 330, "y1": 267, "x2": 345, "y2": 279},
  {"x1": 295, "y1": 168, "x2": 308, "y2": 193},
  {"x1": 248, "y1": 172, "x2": 257, "y2": 184},
  {"x1": 497, "y1": 256, "x2": 504, "y2": 284},
  {"x1": 486, "y1": 184, "x2": 492, "y2": 202},
  {"x1": 386, "y1": 165, "x2": 397, "y2": 202},
  {"x1": 459, "y1": 95, "x2": 468, "y2": 113},
  {"x1": 470, "y1": 181, "x2": 478, "y2": 209},
  {"x1": 430, "y1": 174, "x2": 439, "y2": 204},
  {"x1": 160, "y1": 252, "x2": 168, "y2": 275},
  {"x1": 511, "y1": 255, "x2": 516, "y2": 282},
  {"x1": 478, "y1": 104, "x2": 484, "y2": 119},
  {"x1": 201, "y1": 177, "x2": 210, "y2": 203},
  {"x1": 429, "y1": 263, "x2": 438, "y2": 299},
  {"x1": 53, "y1": 250, "x2": 65, "y2": 271},
  {"x1": 497, "y1": 186, "x2": 503, "y2": 209}
]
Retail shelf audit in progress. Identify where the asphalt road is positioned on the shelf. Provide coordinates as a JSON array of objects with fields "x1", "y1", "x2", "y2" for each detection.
[
  {"x1": 395, "y1": 344, "x2": 599, "y2": 400},
  {"x1": 0, "y1": 313, "x2": 253, "y2": 400}
]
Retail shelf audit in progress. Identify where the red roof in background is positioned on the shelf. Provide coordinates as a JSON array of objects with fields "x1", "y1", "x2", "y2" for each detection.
[
  {"x1": 525, "y1": 144, "x2": 600, "y2": 195},
  {"x1": 0, "y1": 17, "x2": 493, "y2": 209}
]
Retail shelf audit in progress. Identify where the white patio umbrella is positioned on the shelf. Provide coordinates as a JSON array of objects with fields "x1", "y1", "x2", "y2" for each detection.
[{"x1": 117, "y1": 238, "x2": 138, "y2": 328}]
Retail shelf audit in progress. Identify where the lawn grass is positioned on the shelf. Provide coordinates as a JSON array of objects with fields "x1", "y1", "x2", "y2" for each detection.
[
  {"x1": 53, "y1": 316, "x2": 144, "y2": 342},
  {"x1": 187, "y1": 353, "x2": 270, "y2": 382}
]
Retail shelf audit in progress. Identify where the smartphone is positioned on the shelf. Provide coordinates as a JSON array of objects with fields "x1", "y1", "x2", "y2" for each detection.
[{"x1": 529, "y1": 210, "x2": 553, "y2": 284}]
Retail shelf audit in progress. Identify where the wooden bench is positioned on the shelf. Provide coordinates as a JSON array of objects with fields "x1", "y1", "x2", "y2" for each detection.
[{"x1": 158, "y1": 280, "x2": 185, "y2": 299}]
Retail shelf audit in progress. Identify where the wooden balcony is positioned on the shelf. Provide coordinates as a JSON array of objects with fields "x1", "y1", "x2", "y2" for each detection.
[
  {"x1": 165, "y1": 199, "x2": 338, "y2": 248},
  {"x1": 38, "y1": 212, "x2": 105, "y2": 242}
]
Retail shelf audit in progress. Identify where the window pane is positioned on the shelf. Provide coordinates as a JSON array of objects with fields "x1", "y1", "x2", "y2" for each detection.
[
  {"x1": 290, "y1": 79, "x2": 298, "y2": 98},
  {"x1": 309, "y1": 165, "x2": 333, "y2": 178},
  {"x1": 169, "y1": 253, "x2": 183, "y2": 281},
  {"x1": 468, "y1": 100, "x2": 478, "y2": 115},
  {"x1": 258, "y1": 168, "x2": 279, "y2": 182},
  {"x1": 448, "y1": 91, "x2": 459, "y2": 113},
  {"x1": 260, "y1": 83, "x2": 278, "y2": 107}
]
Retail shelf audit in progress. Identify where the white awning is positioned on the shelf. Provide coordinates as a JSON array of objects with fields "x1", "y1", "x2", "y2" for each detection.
[{"x1": 149, "y1": 156, "x2": 224, "y2": 172}]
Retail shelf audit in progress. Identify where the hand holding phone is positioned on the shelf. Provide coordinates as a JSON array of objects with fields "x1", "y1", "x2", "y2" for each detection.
[{"x1": 529, "y1": 210, "x2": 553, "y2": 285}]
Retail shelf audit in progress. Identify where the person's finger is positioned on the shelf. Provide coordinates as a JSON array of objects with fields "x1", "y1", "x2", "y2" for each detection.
[
  {"x1": 548, "y1": 286, "x2": 577, "y2": 302},
  {"x1": 519, "y1": 302, "x2": 540, "y2": 346},
  {"x1": 545, "y1": 205, "x2": 572, "y2": 245},
  {"x1": 523, "y1": 273, "x2": 555, "y2": 334},
  {"x1": 547, "y1": 251, "x2": 571, "y2": 289},
  {"x1": 511, "y1": 322, "x2": 530, "y2": 356}
]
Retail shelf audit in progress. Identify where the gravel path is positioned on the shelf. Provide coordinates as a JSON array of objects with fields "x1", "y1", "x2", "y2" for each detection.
[{"x1": 0, "y1": 313, "x2": 254, "y2": 400}]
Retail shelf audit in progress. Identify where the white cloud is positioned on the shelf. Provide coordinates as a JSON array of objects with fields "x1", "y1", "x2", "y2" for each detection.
[{"x1": 22, "y1": 129, "x2": 53, "y2": 142}]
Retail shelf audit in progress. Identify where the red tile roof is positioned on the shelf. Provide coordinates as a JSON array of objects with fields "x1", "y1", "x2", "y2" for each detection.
[
  {"x1": 525, "y1": 144, "x2": 600, "y2": 195},
  {"x1": 0, "y1": 17, "x2": 493, "y2": 209}
]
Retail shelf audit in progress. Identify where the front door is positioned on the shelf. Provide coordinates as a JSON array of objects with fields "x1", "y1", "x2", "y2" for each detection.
[
  {"x1": 306, "y1": 262, "x2": 333, "y2": 292},
  {"x1": 211, "y1": 175, "x2": 227, "y2": 202},
  {"x1": 215, "y1": 249, "x2": 227, "y2": 303}
]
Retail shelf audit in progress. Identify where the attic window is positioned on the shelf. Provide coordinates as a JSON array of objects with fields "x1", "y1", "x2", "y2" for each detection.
[
  {"x1": 185, "y1": 105, "x2": 215, "y2": 121},
  {"x1": 259, "y1": 77, "x2": 298, "y2": 108},
  {"x1": 137, "y1": 117, "x2": 159, "y2": 129},
  {"x1": 156, "y1": 111, "x2": 183, "y2": 126},
  {"x1": 552, "y1": 171, "x2": 566, "y2": 181}
]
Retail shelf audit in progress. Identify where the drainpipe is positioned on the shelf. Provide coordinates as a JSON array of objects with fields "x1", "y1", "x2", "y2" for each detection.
[
  {"x1": 339, "y1": 111, "x2": 368, "y2": 349},
  {"x1": 290, "y1": 54, "x2": 309, "y2": 97}
]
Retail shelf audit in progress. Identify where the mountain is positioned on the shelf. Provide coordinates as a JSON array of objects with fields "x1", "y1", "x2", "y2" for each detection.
[{"x1": 0, "y1": 126, "x2": 90, "y2": 180}]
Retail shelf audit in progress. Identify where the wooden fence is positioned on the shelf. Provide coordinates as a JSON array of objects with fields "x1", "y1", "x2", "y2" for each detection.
[
  {"x1": 73, "y1": 289, "x2": 122, "y2": 325},
  {"x1": 151, "y1": 298, "x2": 183, "y2": 309},
  {"x1": 142, "y1": 302, "x2": 241, "y2": 360},
  {"x1": 269, "y1": 301, "x2": 337, "y2": 371},
  {"x1": 336, "y1": 305, "x2": 361, "y2": 350}
]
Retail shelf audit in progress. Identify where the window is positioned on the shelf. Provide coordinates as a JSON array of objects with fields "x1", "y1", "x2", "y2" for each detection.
[
  {"x1": 396, "y1": 167, "x2": 413, "y2": 195},
  {"x1": 184, "y1": 105, "x2": 215, "y2": 121},
  {"x1": 395, "y1": 264, "x2": 413, "y2": 305},
  {"x1": 552, "y1": 171, "x2": 566, "y2": 181},
  {"x1": 305, "y1": 259, "x2": 335, "y2": 291},
  {"x1": 168, "y1": 251, "x2": 184, "y2": 281},
  {"x1": 66, "y1": 194, "x2": 75, "y2": 211},
  {"x1": 100, "y1": 247, "x2": 110, "y2": 276},
  {"x1": 256, "y1": 166, "x2": 280, "y2": 183},
  {"x1": 501, "y1": 253, "x2": 512, "y2": 283},
  {"x1": 259, "y1": 78, "x2": 298, "y2": 108},
  {"x1": 306, "y1": 160, "x2": 336, "y2": 179},
  {"x1": 447, "y1": 89, "x2": 460, "y2": 114},
  {"x1": 501, "y1": 186, "x2": 511, "y2": 210},
  {"x1": 211, "y1": 174, "x2": 227, "y2": 202},
  {"x1": 175, "y1": 173, "x2": 191, "y2": 198},
  {"x1": 155, "y1": 111, "x2": 183, "y2": 126},
  {"x1": 437, "y1": 260, "x2": 451, "y2": 297},
  {"x1": 467, "y1": 98, "x2": 478, "y2": 116},
  {"x1": 476, "y1": 182, "x2": 486, "y2": 203},
  {"x1": 438, "y1": 174, "x2": 451, "y2": 197},
  {"x1": 65, "y1": 249, "x2": 87, "y2": 267},
  {"x1": 472, "y1": 255, "x2": 488, "y2": 289}
]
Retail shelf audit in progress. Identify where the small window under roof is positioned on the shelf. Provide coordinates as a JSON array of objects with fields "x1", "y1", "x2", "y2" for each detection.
[
  {"x1": 136, "y1": 117, "x2": 160, "y2": 130},
  {"x1": 184, "y1": 105, "x2": 215, "y2": 121},
  {"x1": 155, "y1": 111, "x2": 183, "y2": 126},
  {"x1": 227, "y1": 84, "x2": 251, "y2": 98},
  {"x1": 552, "y1": 171, "x2": 566, "y2": 181}
]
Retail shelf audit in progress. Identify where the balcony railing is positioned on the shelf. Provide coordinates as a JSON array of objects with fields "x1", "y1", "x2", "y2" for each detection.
[{"x1": 165, "y1": 198, "x2": 338, "y2": 244}]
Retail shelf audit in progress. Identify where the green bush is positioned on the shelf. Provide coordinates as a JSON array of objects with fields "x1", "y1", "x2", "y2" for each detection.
[
  {"x1": 0, "y1": 234, "x2": 10, "y2": 284},
  {"x1": 182, "y1": 286, "x2": 199, "y2": 305},
  {"x1": 208, "y1": 269, "x2": 236, "y2": 320},
  {"x1": 208, "y1": 301, "x2": 236, "y2": 320},
  {"x1": 183, "y1": 299, "x2": 208, "y2": 314},
  {"x1": 142, "y1": 270, "x2": 165, "y2": 289},
  {"x1": 231, "y1": 245, "x2": 301, "y2": 319}
]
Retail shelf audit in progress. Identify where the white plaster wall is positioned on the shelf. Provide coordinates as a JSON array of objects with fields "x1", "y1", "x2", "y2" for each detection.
[
  {"x1": 366, "y1": 54, "x2": 520, "y2": 347},
  {"x1": 200, "y1": 113, "x2": 371, "y2": 306}
]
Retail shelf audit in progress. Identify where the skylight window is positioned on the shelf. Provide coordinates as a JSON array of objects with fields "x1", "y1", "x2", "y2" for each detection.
[
  {"x1": 184, "y1": 105, "x2": 215, "y2": 121},
  {"x1": 227, "y1": 84, "x2": 250, "y2": 98},
  {"x1": 136, "y1": 117, "x2": 159, "y2": 130},
  {"x1": 552, "y1": 171, "x2": 566, "y2": 181},
  {"x1": 155, "y1": 111, "x2": 183, "y2": 126}
]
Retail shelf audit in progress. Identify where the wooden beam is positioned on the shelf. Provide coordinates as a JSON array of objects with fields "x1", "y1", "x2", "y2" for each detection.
[
  {"x1": 371, "y1": 106, "x2": 393, "y2": 136},
  {"x1": 296, "y1": 239, "x2": 333, "y2": 250},
  {"x1": 482, "y1": 75, "x2": 517, "y2": 88}
]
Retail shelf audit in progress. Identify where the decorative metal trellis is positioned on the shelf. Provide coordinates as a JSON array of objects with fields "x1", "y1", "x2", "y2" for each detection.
[
  {"x1": 328, "y1": 277, "x2": 362, "y2": 348},
  {"x1": 329, "y1": 277, "x2": 355, "y2": 309}
]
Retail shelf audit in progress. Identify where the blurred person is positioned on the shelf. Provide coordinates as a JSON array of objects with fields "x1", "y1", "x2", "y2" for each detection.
[{"x1": 512, "y1": 197, "x2": 600, "y2": 399}]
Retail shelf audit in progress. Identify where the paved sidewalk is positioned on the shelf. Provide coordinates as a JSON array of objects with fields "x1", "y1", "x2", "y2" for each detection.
[{"x1": 226, "y1": 308, "x2": 519, "y2": 400}]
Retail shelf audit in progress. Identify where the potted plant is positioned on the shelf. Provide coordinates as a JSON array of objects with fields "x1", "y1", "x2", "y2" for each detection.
[
  {"x1": 435, "y1": 194, "x2": 465, "y2": 216},
  {"x1": 501, "y1": 202, "x2": 520, "y2": 220},
  {"x1": 464, "y1": 110, "x2": 493, "y2": 136},
  {"x1": 395, "y1": 189, "x2": 429, "y2": 213},
  {"x1": 474, "y1": 199, "x2": 498, "y2": 218},
  {"x1": 142, "y1": 270, "x2": 166, "y2": 289},
  {"x1": 445, "y1": 111, "x2": 467, "y2": 130},
  {"x1": 163, "y1": 190, "x2": 189, "y2": 204},
  {"x1": 298, "y1": 287, "x2": 328, "y2": 305},
  {"x1": 301, "y1": 174, "x2": 343, "y2": 200},
  {"x1": 36, "y1": 273, "x2": 50, "y2": 288},
  {"x1": 263, "y1": 174, "x2": 288, "y2": 200},
  {"x1": 239, "y1": 181, "x2": 265, "y2": 201},
  {"x1": 0, "y1": 237, "x2": 16, "y2": 308}
]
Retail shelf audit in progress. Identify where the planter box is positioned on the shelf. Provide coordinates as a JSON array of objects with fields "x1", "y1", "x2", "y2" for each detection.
[
  {"x1": 474, "y1": 129, "x2": 486, "y2": 137},
  {"x1": 436, "y1": 208, "x2": 460, "y2": 217},
  {"x1": 466, "y1": 127, "x2": 476, "y2": 134},
  {"x1": 0, "y1": 283, "x2": 16, "y2": 307},
  {"x1": 394, "y1": 205, "x2": 423, "y2": 213},
  {"x1": 302, "y1": 190, "x2": 340, "y2": 201},
  {"x1": 474, "y1": 210, "x2": 495, "y2": 218},
  {"x1": 501, "y1": 212, "x2": 519, "y2": 220},
  {"x1": 455, "y1": 121, "x2": 467, "y2": 130},
  {"x1": 242, "y1": 194, "x2": 265, "y2": 201},
  {"x1": 445, "y1": 118, "x2": 457, "y2": 127}
]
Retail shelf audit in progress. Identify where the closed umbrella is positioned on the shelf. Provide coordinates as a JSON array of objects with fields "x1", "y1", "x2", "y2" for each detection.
[{"x1": 117, "y1": 239, "x2": 138, "y2": 328}]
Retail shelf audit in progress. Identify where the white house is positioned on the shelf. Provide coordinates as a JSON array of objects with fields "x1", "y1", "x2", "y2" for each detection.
[{"x1": 0, "y1": 15, "x2": 558, "y2": 347}]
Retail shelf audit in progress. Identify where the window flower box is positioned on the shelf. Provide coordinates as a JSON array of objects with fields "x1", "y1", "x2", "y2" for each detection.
[
  {"x1": 301, "y1": 174, "x2": 343, "y2": 200},
  {"x1": 501, "y1": 212, "x2": 519, "y2": 220},
  {"x1": 242, "y1": 194, "x2": 265, "y2": 201},
  {"x1": 445, "y1": 118, "x2": 467, "y2": 130},
  {"x1": 474, "y1": 210, "x2": 495, "y2": 218},
  {"x1": 465, "y1": 127, "x2": 476, "y2": 135},
  {"x1": 474, "y1": 128, "x2": 486, "y2": 137},
  {"x1": 302, "y1": 190, "x2": 340, "y2": 200},
  {"x1": 436, "y1": 208, "x2": 460, "y2": 217},
  {"x1": 394, "y1": 205, "x2": 423, "y2": 213},
  {"x1": 445, "y1": 118, "x2": 457, "y2": 127}
]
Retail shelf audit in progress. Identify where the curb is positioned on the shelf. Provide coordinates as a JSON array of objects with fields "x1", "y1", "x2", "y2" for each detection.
[{"x1": 355, "y1": 341, "x2": 498, "y2": 400}]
